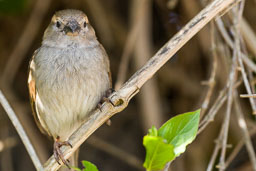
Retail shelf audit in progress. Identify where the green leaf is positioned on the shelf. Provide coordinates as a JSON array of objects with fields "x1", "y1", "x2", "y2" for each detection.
[
  {"x1": 81, "y1": 161, "x2": 98, "y2": 171},
  {"x1": 143, "y1": 136, "x2": 175, "y2": 171},
  {"x1": 148, "y1": 126, "x2": 158, "y2": 136},
  {"x1": 158, "y1": 109, "x2": 200, "y2": 156}
]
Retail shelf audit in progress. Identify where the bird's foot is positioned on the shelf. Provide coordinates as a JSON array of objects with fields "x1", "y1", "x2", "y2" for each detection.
[
  {"x1": 97, "y1": 88, "x2": 116, "y2": 111},
  {"x1": 53, "y1": 136, "x2": 72, "y2": 168}
]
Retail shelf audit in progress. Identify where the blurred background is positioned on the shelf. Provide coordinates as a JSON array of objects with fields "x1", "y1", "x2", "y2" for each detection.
[{"x1": 1, "y1": 0, "x2": 256, "y2": 170}]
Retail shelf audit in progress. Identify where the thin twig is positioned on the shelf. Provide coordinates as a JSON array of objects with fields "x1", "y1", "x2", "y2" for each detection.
[
  {"x1": 200, "y1": 21, "x2": 218, "y2": 117},
  {"x1": 199, "y1": 86, "x2": 227, "y2": 134},
  {"x1": 215, "y1": 5, "x2": 256, "y2": 114},
  {"x1": 219, "y1": 2, "x2": 244, "y2": 170},
  {"x1": 240, "y1": 54, "x2": 256, "y2": 73},
  {"x1": 132, "y1": 0, "x2": 163, "y2": 130},
  {"x1": 218, "y1": 46, "x2": 238, "y2": 171},
  {"x1": 224, "y1": 126, "x2": 256, "y2": 169},
  {"x1": 0, "y1": 136, "x2": 18, "y2": 152},
  {"x1": 216, "y1": 13, "x2": 256, "y2": 113},
  {"x1": 240, "y1": 17, "x2": 256, "y2": 57},
  {"x1": 240, "y1": 94, "x2": 256, "y2": 98},
  {"x1": 115, "y1": 20, "x2": 140, "y2": 90},
  {"x1": 216, "y1": 17, "x2": 256, "y2": 74},
  {"x1": 42, "y1": 0, "x2": 242, "y2": 169},
  {"x1": 206, "y1": 126, "x2": 225, "y2": 171},
  {"x1": 232, "y1": 92, "x2": 256, "y2": 170},
  {"x1": 0, "y1": 90, "x2": 43, "y2": 170},
  {"x1": 198, "y1": 80, "x2": 242, "y2": 134},
  {"x1": 235, "y1": 2, "x2": 256, "y2": 114}
]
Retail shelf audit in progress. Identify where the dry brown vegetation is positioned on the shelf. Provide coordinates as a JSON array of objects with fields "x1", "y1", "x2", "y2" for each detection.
[{"x1": 1, "y1": 0, "x2": 256, "y2": 171}]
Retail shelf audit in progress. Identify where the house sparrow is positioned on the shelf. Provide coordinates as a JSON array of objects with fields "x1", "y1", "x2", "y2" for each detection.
[{"x1": 28, "y1": 9, "x2": 111, "y2": 168}]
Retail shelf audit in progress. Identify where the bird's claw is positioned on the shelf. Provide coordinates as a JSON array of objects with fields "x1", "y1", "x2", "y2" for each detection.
[
  {"x1": 53, "y1": 136, "x2": 72, "y2": 168},
  {"x1": 97, "y1": 88, "x2": 116, "y2": 111}
]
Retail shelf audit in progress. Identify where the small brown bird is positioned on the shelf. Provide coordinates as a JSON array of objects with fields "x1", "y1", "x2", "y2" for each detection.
[{"x1": 28, "y1": 9, "x2": 111, "y2": 168}]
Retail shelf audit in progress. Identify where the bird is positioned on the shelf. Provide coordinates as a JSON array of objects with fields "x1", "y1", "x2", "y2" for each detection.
[{"x1": 28, "y1": 9, "x2": 112, "y2": 169}]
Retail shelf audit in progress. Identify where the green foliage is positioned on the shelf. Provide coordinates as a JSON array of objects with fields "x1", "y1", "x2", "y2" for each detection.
[
  {"x1": 72, "y1": 160, "x2": 99, "y2": 171},
  {"x1": 148, "y1": 126, "x2": 158, "y2": 136},
  {"x1": 143, "y1": 136, "x2": 175, "y2": 171},
  {"x1": 0, "y1": 0, "x2": 27, "y2": 14},
  {"x1": 158, "y1": 109, "x2": 200, "y2": 156},
  {"x1": 143, "y1": 109, "x2": 200, "y2": 171}
]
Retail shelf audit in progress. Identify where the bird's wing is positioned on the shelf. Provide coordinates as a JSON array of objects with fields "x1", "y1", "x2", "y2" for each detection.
[
  {"x1": 28, "y1": 50, "x2": 51, "y2": 137},
  {"x1": 100, "y1": 43, "x2": 112, "y2": 88}
]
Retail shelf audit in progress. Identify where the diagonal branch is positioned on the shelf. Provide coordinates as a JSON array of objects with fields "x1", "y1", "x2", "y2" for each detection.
[
  {"x1": 0, "y1": 90, "x2": 43, "y2": 170},
  {"x1": 43, "y1": 0, "x2": 241, "y2": 170}
]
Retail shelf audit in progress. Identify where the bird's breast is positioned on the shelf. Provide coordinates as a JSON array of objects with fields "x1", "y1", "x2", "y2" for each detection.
[{"x1": 33, "y1": 46, "x2": 110, "y2": 140}]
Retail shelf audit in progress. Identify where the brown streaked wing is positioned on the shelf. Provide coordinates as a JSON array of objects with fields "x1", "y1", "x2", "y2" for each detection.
[{"x1": 28, "y1": 51, "x2": 51, "y2": 137}]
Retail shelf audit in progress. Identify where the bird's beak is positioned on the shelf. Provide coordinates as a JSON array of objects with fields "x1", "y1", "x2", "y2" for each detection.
[{"x1": 63, "y1": 20, "x2": 81, "y2": 36}]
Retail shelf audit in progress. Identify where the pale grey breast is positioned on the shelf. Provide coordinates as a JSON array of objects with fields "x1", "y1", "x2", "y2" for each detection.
[{"x1": 33, "y1": 44, "x2": 110, "y2": 140}]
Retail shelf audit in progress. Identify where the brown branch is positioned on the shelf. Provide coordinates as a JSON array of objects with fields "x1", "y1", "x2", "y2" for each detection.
[
  {"x1": 219, "y1": 2, "x2": 244, "y2": 170},
  {"x1": 215, "y1": 14, "x2": 256, "y2": 114},
  {"x1": 224, "y1": 127, "x2": 256, "y2": 169},
  {"x1": 198, "y1": 80, "x2": 242, "y2": 135},
  {"x1": 0, "y1": 136, "x2": 18, "y2": 152},
  {"x1": 231, "y1": 92, "x2": 256, "y2": 170},
  {"x1": 241, "y1": 17, "x2": 256, "y2": 58},
  {"x1": 0, "y1": 90, "x2": 43, "y2": 170},
  {"x1": 200, "y1": 22, "x2": 218, "y2": 117},
  {"x1": 240, "y1": 94, "x2": 256, "y2": 98},
  {"x1": 40, "y1": 0, "x2": 241, "y2": 169},
  {"x1": 132, "y1": 0, "x2": 163, "y2": 130},
  {"x1": 218, "y1": 41, "x2": 238, "y2": 171},
  {"x1": 114, "y1": 9, "x2": 140, "y2": 90},
  {"x1": 206, "y1": 126, "x2": 225, "y2": 171}
]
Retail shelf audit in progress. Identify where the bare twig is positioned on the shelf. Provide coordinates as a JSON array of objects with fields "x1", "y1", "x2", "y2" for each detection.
[
  {"x1": 1, "y1": 87, "x2": 49, "y2": 163},
  {"x1": 199, "y1": 87, "x2": 227, "y2": 134},
  {"x1": 235, "y1": 4, "x2": 256, "y2": 115},
  {"x1": 232, "y1": 92, "x2": 256, "y2": 170},
  {"x1": 216, "y1": 18, "x2": 256, "y2": 74},
  {"x1": 240, "y1": 94, "x2": 256, "y2": 98},
  {"x1": 215, "y1": 18, "x2": 234, "y2": 48},
  {"x1": 114, "y1": 26, "x2": 139, "y2": 90},
  {"x1": 40, "y1": 0, "x2": 242, "y2": 169},
  {"x1": 240, "y1": 54, "x2": 256, "y2": 73},
  {"x1": 215, "y1": 6, "x2": 256, "y2": 114},
  {"x1": 219, "y1": 2, "x2": 245, "y2": 170},
  {"x1": 0, "y1": 90, "x2": 43, "y2": 170},
  {"x1": 132, "y1": 0, "x2": 163, "y2": 130},
  {"x1": 224, "y1": 126, "x2": 256, "y2": 169},
  {"x1": 206, "y1": 126, "x2": 224, "y2": 171},
  {"x1": 198, "y1": 80, "x2": 242, "y2": 134},
  {"x1": 200, "y1": 22, "x2": 217, "y2": 117},
  {"x1": 240, "y1": 17, "x2": 256, "y2": 57},
  {"x1": 0, "y1": 136, "x2": 18, "y2": 152},
  {"x1": 114, "y1": 12, "x2": 140, "y2": 90},
  {"x1": 218, "y1": 45, "x2": 238, "y2": 171}
]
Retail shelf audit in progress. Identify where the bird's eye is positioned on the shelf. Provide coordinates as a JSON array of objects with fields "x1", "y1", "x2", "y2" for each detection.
[
  {"x1": 83, "y1": 22, "x2": 87, "y2": 28},
  {"x1": 56, "y1": 21, "x2": 61, "y2": 28}
]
